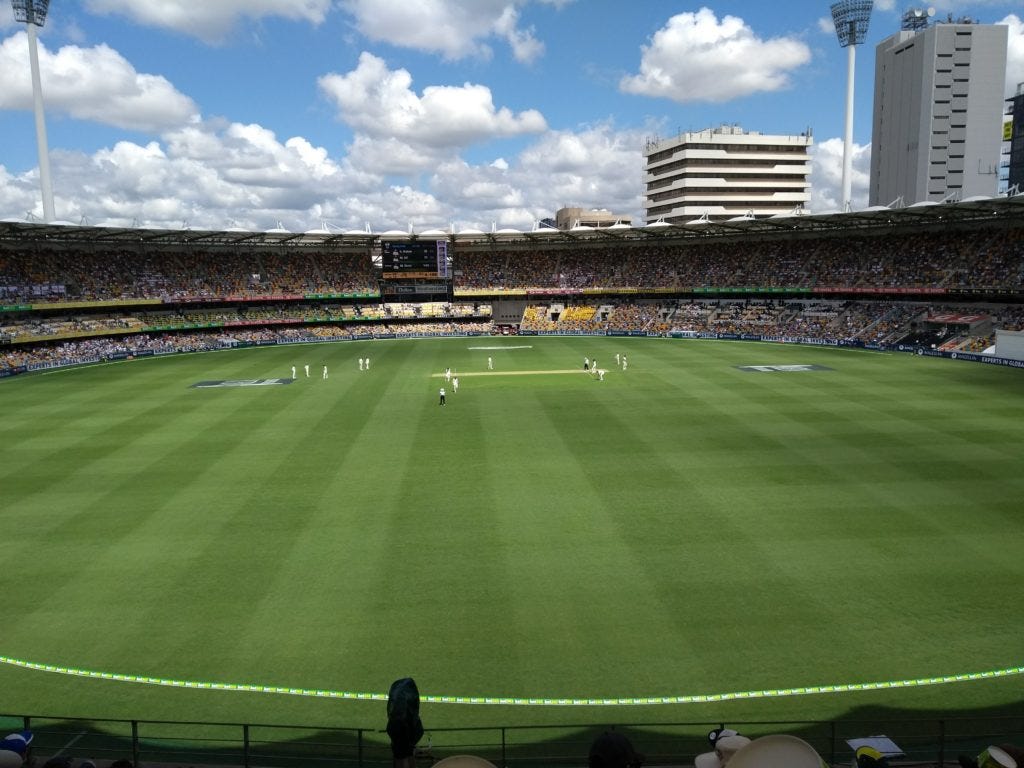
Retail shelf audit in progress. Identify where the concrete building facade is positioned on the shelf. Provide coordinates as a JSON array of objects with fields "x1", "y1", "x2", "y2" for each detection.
[
  {"x1": 870, "y1": 20, "x2": 1008, "y2": 206},
  {"x1": 554, "y1": 207, "x2": 631, "y2": 230},
  {"x1": 642, "y1": 125, "x2": 812, "y2": 224}
]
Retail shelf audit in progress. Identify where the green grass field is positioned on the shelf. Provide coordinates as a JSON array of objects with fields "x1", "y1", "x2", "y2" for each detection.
[{"x1": 2, "y1": 337, "x2": 1023, "y2": 735}]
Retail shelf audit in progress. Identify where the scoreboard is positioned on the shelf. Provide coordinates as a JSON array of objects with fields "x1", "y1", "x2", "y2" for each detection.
[{"x1": 381, "y1": 240, "x2": 449, "y2": 280}]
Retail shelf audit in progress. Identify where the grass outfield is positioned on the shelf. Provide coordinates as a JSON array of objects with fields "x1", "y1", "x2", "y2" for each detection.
[{"x1": 1, "y1": 336, "x2": 1023, "y2": 733}]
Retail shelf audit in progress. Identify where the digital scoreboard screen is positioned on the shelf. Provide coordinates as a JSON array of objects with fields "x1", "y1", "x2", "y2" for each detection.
[{"x1": 381, "y1": 240, "x2": 449, "y2": 280}]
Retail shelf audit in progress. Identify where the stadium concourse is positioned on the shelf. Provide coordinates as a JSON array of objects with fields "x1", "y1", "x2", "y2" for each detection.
[{"x1": 1, "y1": 197, "x2": 1023, "y2": 372}]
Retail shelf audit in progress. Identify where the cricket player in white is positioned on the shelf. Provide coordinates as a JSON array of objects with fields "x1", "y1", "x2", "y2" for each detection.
[
  {"x1": 291, "y1": 366, "x2": 296, "y2": 379},
  {"x1": 366, "y1": 358, "x2": 370, "y2": 370},
  {"x1": 304, "y1": 364, "x2": 310, "y2": 377},
  {"x1": 359, "y1": 358, "x2": 364, "y2": 371},
  {"x1": 487, "y1": 356, "x2": 493, "y2": 370},
  {"x1": 452, "y1": 376, "x2": 459, "y2": 393},
  {"x1": 323, "y1": 365, "x2": 328, "y2": 379},
  {"x1": 445, "y1": 367, "x2": 451, "y2": 382}
]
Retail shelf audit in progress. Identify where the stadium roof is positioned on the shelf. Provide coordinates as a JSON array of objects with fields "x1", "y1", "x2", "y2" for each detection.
[{"x1": 1, "y1": 194, "x2": 1022, "y2": 250}]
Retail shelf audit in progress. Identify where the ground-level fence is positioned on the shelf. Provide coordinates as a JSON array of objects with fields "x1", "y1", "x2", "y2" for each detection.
[{"x1": 3, "y1": 713, "x2": 1023, "y2": 767}]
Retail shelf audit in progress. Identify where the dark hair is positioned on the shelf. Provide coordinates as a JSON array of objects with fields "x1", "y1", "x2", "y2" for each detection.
[{"x1": 589, "y1": 731, "x2": 643, "y2": 768}]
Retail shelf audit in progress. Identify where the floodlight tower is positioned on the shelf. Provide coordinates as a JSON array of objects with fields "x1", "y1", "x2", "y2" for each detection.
[
  {"x1": 12, "y1": 0, "x2": 55, "y2": 222},
  {"x1": 831, "y1": 0, "x2": 873, "y2": 212}
]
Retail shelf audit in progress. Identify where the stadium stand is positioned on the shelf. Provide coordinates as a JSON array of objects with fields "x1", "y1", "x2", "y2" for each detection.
[{"x1": 2, "y1": 216, "x2": 1023, "y2": 373}]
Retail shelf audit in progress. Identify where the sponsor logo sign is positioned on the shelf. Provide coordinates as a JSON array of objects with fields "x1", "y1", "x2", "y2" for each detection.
[
  {"x1": 190, "y1": 378, "x2": 294, "y2": 389},
  {"x1": 736, "y1": 364, "x2": 834, "y2": 373}
]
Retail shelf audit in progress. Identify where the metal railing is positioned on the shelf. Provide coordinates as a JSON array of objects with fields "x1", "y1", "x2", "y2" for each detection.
[{"x1": 3, "y1": 713, "x2": 1024, "y2": 767}]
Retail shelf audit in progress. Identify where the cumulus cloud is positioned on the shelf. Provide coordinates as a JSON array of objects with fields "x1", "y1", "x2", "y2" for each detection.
[
  {"x1": 0, "y1": 33, "x2": 197, "y2": 132},
  {"x1": 1004, "y1": 14, "x2": 1024, "y2": 97},
  {"x1": 83, "y1": 0, "x2": 332, "y2": 43},
  {"x1": 2, "y1": 117, "x2": 644, "y2": 232},
  {"x1": 17, "y1": 118, "x2": 370, "y2": 229},
  {"x1": 808, "y1": 137, "x2": 871, "y2": 213},
  {"x1": 319, "y1": 51, "x2": 547, "y2": 163},
  {"x1": 339, "y1": 0, "x2": 559, "y2": 62},
  {"x1": 620, "y1": 8, "x2": 811, "y2": 103}
]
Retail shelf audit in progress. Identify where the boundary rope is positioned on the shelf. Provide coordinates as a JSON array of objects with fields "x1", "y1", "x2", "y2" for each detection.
[{"x1": 2, "y1": 655, "x2": 1022, "y2": 706}]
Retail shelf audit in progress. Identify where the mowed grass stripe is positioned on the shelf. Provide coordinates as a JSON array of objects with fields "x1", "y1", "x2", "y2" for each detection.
[
  {"x1": 5, "y1": 374, "x2": 323, "y2": 668},
  {"x1": 1, "y1": 338, "x2": 1023, "y2": 728},
  {"x1": 98, "y1": 350, "x2": 392, "y2": 682}
]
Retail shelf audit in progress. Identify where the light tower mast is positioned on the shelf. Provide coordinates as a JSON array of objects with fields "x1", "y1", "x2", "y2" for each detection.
[
  {"x1": 830, "y1": 0, "x2": 873, "y2": 212},
  {"x1": 12, "y1": 0, "x2": 56, "y2": 222}
]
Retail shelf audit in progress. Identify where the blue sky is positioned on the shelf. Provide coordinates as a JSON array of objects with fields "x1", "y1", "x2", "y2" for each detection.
[{"x1": 1, "y1": 0, "x2": 1021, "y2": 230}]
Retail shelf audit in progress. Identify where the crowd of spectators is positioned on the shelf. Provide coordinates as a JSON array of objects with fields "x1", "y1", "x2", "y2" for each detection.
[
  {"x1": 0, "y1": 247, "x2": 377, "y2": 303},
  {"x1": 2, "y1": 226, "x2": 1021, "y2": 303},
  {"x1": 0, "y1": 303, "x2": 489, "y2": 343},
  {"x1": 6, "y1": 299, "x2": 1022, "y2": 373},
  {"x1": 452, "y1": 227, "x2": 1023, "y2": 292},
  {"x1": 0, "y1": 321, "x2": 492, "y2": 371},
  {"x1": 2, "y1": 224, "x2": 1022, "y2": 372}
]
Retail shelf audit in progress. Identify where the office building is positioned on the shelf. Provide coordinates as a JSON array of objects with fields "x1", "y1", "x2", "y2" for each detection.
[
  {"x1": 643, "y1": 125, "x2": 812, "y2": 223},
  {"x1": 1006, "y1": 83, "x2": 1024, "y2": 193},
  {"x1": 870, "y1": 18, "x2": 1008, "y2": 205}
]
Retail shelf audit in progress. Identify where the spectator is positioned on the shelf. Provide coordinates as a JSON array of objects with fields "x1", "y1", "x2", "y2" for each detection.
[
  {"x1": 386, "y1": 677, "x2": 424, "y2": 768},
  {"x1": 0, "y1": 731, "x2": 32, "y2": 768},
  {"x1": 588, "y1": 731, "x2": 643, "y2": 768}
]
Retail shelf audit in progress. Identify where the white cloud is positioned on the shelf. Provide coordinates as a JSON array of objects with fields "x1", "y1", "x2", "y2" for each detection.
[
  {"x1": 620, "y1": 8, "x2": 812, "y2": 103},
  {"x1": 808, "y1": 137, "x2": 871, "y2": 213},
  {"x1": 339, "y1": 0, "x2": 560, "y2": 62},
  {"x1": 2, "y1": 117, "x2": 645, "y2": 232},
  {"x1": 0, "y1": 33, "x2": 197, "y2": 132},
  {"x1": 84, "y1": 0, "x2": 332, "y2": 43},
  {"x1": 319, "y1": 52, "x2": 547, "y2": 155},
  {"x1": 1003, "y1": 15, "x2": 1024, "y2": 97},
  {"x1": 818, "y1": 17, "x2": 836, "y2": 35},
  {"x1": 493, "y1": 6, "x2": 544, "y2": 65}
]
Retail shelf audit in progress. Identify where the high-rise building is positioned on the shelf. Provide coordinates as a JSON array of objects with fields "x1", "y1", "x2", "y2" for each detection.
[
  {"x1": 1006, "y1": 83, "x2": 1024, "y2": 193},
  {"x1": 643, "y1": 125, "x2": 812, "y2": 224},
  {"x1": 869, "y1": 18, "x2": 1008, "y2": 206}
]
